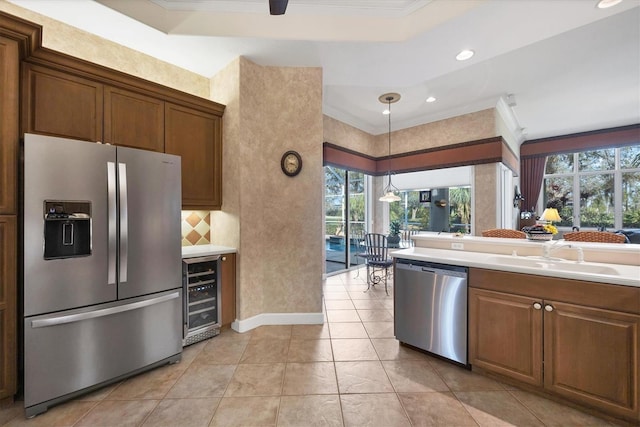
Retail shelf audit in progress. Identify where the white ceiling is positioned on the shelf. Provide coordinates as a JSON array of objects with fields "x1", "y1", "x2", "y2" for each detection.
[{"x1": 8, "y1": 0, "x2": 640, "y2": 140}]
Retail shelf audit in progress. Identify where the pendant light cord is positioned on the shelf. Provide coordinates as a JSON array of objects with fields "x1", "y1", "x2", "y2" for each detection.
[
  {"x1": 378, "y1": 92, "x2": 401, "y2": 202},
  {"x1": 384, "y1": 96, "x2": 396, "y2": 193},
  {"x1": 387, "y1": 98, "x2": 392, "y2": 188}
]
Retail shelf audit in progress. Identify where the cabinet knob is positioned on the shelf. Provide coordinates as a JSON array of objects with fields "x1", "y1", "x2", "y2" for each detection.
[
  {"x1": 533, "y1": 302, "x2": 542, "y2": 310},
  {"x1": 222, "y1": 256, "x2": 226, "y2": 261},
  {"x1": 544, "y1": 304, "x2": 554, "y2": 312}
]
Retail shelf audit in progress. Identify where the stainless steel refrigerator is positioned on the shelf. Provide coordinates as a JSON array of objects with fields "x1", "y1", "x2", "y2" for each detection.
[{"x1": 22, "y1": 133, "x2": 183, "y2": 417}]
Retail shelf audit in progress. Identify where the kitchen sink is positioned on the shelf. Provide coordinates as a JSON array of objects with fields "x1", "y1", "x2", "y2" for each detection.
[
  {"x1": 525, "y1": 255, "x2": 565, "y2": 262},
  {"x1": 486, "y1": 255, "x2": 620, "y2": 276}
]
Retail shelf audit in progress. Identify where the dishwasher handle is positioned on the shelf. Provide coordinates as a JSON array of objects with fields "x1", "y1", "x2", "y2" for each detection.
[{"x1": 395, "y1": 260, "x2": 468, "y2": 279}]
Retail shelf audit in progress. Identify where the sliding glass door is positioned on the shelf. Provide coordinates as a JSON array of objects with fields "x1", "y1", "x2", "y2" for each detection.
[{"x1": 324, "y1": 166, "x2": 367, "y2": 274}]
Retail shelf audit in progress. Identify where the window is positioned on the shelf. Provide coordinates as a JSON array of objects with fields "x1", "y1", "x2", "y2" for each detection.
[
  {"x1": 389, "y1": 190, "x2": 431, "y2": 230},
  {"x1": 449, "y1": 186, "x2": 472, "y2": 233},
  {"x1": 389, "y1": 186, "x2": 471, "y2": 233},
  {"x1": 543, "y1": 145, "x2": 640, "y2": 229}
]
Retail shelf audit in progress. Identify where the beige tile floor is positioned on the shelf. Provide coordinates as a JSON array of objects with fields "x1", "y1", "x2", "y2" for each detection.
[{"x1": 0, "y1": 268, "x2": 629, "y2": 426}]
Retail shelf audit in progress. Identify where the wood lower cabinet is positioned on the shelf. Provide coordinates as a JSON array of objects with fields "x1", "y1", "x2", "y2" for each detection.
[
  {"x1": 220, "y1": 253, "x2": 236, "y2": 328},
  {"x1": 544, "y1": 301, "x2": 639, "y2": 420},
  {"x1": 469, "y1": 288, "x2": 542, "y2": 386},
  {"x1": 104, "y1": 86, "x2": 164, "y2": 151},
  {"x1": 22, "y1": 63, "x2": 103, "y2": 142},
  {"x1": 469, "y1": 269, "x2": 640, "y2": 423},
  {"x1": 0, "y1": 216, "x2": 17, "y2": 400},
  {"x1": 165, "y1": 103, "x2": 222, "y2": 210}
]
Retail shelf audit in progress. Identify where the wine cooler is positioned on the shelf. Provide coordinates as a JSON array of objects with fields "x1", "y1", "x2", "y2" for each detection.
[{"x1": 182, "y1": 255, "x2": 221, "y2": 346}]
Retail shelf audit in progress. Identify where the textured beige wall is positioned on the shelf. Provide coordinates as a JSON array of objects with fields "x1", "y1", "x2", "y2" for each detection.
[
  {"x1": 372, "y1": 108, "x2": 498, "y2": 157},
  {"x1": 474, "y1": 163, "x2": 498, "y2": 233},
  {"x1": 323, "y1": 109, "x2": 498, "y2": 159},
  {"x1": 0, "y1": 1, "x2": 210, "y2": 98},
  {"x1": 242, "y1": 59, "x2": 323, "y2": 316},
  {"x1": 212, "y1": 57, "x2": 324, "y2": 320},
  {"x1": 323, "y1": 115, "x2": 376, "y2": 156},
  {"x1": 209, "y1": 59, "x2": 243, "y2": 322},
  {"x1": 210, "y1": 58, "x2": 241, "y2": 251}
]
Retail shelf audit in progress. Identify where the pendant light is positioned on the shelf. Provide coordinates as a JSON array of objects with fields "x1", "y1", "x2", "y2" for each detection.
[{"x1": 378, "y1": 93, "x2": 401, "y2": 202}]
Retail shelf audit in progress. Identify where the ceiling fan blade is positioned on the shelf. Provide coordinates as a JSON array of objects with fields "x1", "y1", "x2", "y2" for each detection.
[{"x1": 269, "y1": 0, "x2": 288, "y2": 15}]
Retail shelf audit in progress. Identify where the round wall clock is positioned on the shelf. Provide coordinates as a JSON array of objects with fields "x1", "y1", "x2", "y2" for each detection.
[{"x1": 281, "y1": 150, "x2": 302, "y2": 177}]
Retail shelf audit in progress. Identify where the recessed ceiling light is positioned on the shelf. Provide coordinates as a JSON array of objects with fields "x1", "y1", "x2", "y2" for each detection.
[
  {"x1": 382, "y1": 109, "x2": 390, "y2": 115},
  {"x1": 426, "y1": 96, "x2": 436, "y2": 103},
  {"x1": 456, "y1": 49, "x2": 474, "y2": 61},
  {"x1": 597, "y1": 0, "x2": 622, "y2": 8}
]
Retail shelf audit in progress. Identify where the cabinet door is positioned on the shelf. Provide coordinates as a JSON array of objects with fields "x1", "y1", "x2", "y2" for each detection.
[
  {"x1": 220, "y1": 253, "x2": 236, "y2": 327},
  {"x1": 0, "y1": 216, "x2": 17, "y2": 399},
  {"x1": 0, "y1": 36, "x2": 19, "y2": 215},
  {"x1": 22, "y1": 64, "x2": 103, "y2": 142},
  {"x1": 544, "y1": 301, "x2": 639, "y2": 421},
  {"x1": 165, "y1": 103, "x2": 222, "y2": 210},
  {"x1": 104, "y1": 86, "x2": 164, "y2": 152},
  {"x1": 469, "y1": 288, "x2": 543, "y2": 386}
]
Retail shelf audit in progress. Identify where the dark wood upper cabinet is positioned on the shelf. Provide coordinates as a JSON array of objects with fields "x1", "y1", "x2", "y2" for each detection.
[
  {"x1": 0, "y1": 36, "x2": 19, "y2": 215},
  {"x1": 165, "y1": 103, "x2": 222, "y2": 210},
  {"x1": 104, "y1": 86, "x2": 164, "y2": 151},
  {"x1": 22, "y1": 63, "x2": 103, "y2": 142},
  {"x1": 20, "y1": 47, "x2": 225, "y2": 208}
]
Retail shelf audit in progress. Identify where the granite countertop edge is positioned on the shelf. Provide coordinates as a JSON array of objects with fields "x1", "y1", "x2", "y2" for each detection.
[
  {"x1": 391, "y1": 247, "x2": 640, "y2": 288},
  {"x1": 181, "y1": 244, "x2": 237, "y2": 258}
]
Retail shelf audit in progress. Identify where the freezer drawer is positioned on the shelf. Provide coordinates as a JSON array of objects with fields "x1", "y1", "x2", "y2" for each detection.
[{"x1": 24, "y1": 289, "x2": 182, "y2": 417}]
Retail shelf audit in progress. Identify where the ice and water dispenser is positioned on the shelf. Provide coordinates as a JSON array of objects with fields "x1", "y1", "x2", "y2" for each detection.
[{"x1": 43, "y1": 200, "x2": 92, "y2": 259}]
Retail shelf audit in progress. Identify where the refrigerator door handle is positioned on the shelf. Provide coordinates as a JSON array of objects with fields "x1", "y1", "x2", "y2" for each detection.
[
  {"x1": 118, "y1": 162, "x2": 128, "y2": 284},
  {"x1": 107, "y1": 162, "x2": 117, "y2": 286},
  {"x1": 30, "y1": 291, "x2": 180, "y2": 328}
]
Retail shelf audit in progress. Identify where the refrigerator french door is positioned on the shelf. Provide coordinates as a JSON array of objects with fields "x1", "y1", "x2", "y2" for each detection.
[{"x1": 23, "y1": 134, "x2": 183, "y2": 417}]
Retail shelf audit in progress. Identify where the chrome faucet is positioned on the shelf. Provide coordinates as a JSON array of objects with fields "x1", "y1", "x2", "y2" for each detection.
[{"x1": 543, "y1": 241, "x2": 584, "y2": 263}]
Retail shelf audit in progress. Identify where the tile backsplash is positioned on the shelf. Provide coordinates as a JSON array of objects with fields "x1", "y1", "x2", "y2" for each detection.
[{"x1": 181, "y1": 211, "x2": 211, "y2": 246}]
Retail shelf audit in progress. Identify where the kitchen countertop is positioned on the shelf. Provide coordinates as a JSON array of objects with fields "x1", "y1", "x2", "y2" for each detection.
[
  {"x1": 391, "y1": 246, "x2": 640, "y2": 288},
  {"x1": 182, "y1": 244, "x2": 237, "y2": 258}
]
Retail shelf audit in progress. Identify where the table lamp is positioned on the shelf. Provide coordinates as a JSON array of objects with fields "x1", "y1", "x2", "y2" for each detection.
[{"x1": 540, "y1": 208, "x2": 561, "y2": 223}]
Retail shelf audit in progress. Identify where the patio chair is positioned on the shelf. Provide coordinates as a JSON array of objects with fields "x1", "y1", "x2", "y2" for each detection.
[
  {"x1": 365, "y1": 233, "x2": 393, "y2": 295},
  {"x1": 562, "y1": 231, "x2": 627, "y2": 243},
  {"x1": 352, "y1": 229, "x2": 369, "y2": 278},
  {"x1": 481, "y1": 229, "x2": 527, "y2": 239}
]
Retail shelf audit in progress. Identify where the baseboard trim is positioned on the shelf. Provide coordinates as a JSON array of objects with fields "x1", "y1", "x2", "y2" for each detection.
[{"x1": 231, "y1": 312, "x2": 324, "y2": 333}]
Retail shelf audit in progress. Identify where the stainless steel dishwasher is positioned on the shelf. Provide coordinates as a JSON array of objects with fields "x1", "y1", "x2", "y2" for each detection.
[{"x1": 394, "y1": 259, "x2": 468, "y2": 365}]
